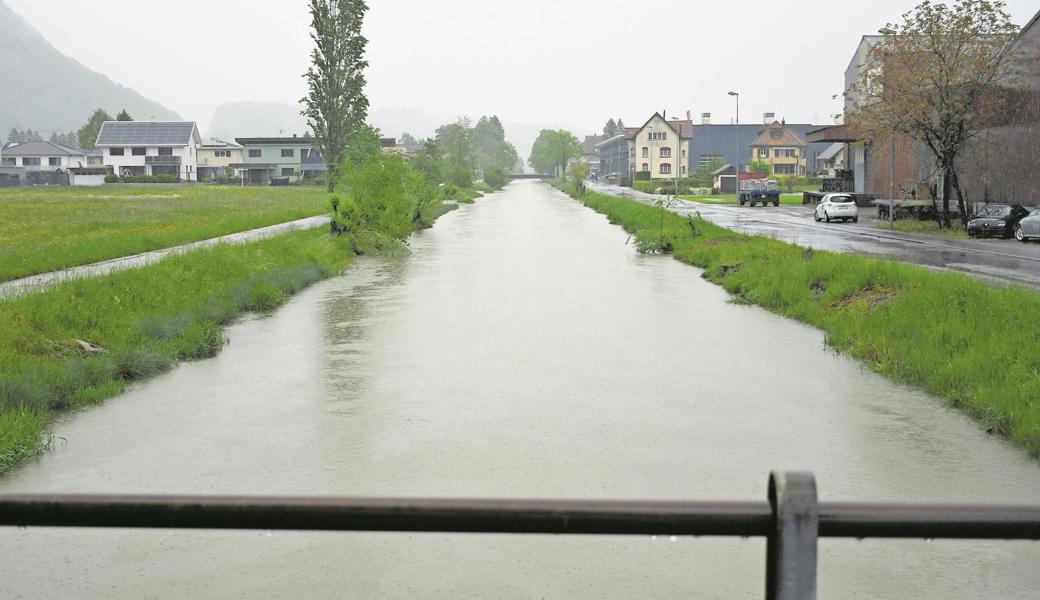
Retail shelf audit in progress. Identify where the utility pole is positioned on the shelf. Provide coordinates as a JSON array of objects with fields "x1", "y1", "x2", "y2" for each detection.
[{"x1": 729, "y1": 91, "x2": 740, "y2": 197}]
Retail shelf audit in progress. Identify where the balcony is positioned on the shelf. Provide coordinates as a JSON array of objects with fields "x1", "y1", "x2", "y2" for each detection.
[{"x1": 145, "y1": 155, "x2": 181, "y2": 165}]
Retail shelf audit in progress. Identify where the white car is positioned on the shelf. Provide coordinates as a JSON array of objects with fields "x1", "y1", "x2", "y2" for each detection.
[{"x1": 814, "y1": 194, "x2": 859, "y2": 223}]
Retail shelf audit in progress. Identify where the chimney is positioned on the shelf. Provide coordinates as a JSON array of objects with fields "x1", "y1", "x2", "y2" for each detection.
[
  {"x1": 701, "y1": 112, "x2": 711, "y2": 124},
  {"x1": 763, "y1": 112, "x2": 776, "y2": 124},
  {"x1": 662, "y1": 110, "x2": 666, "y2": 119},
  {"x1": 686, "y1": 110, "x2": 691, "y2": 121}
]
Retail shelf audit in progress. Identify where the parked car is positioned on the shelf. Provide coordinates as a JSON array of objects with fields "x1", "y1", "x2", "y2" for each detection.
[
  {"x1": 967, "y1": 204, "x2": 1028, "y2": 238},
  {"x1": 1014, "y1": 207, "x2": 1040, "y2": 242},
  {"x1": 814, "y1": 193, "x2": 859, "y2": 223}
]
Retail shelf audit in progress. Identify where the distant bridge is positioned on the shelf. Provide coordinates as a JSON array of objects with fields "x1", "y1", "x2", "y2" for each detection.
[{"x1": 508, "y1": 173, "x2": 552, "y2": 180}]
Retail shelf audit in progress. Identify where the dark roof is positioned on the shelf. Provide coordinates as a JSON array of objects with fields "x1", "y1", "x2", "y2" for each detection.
[
  {"x1": 380, "y1": 137, "x2": 396, "y2": 147},
  {"x1": 235, "y1": 137, "x2": 315, "y2": 146},
  {"x1": 96, "y1": 121, "x2": 198, "y2": 146},
  {"x1": 583, "y1": 135, "x2": 606, "y2": 154},
  {"x1": 817, "y1": 143, "x2": 844, "y2": 161},
  {"x1": 623, "y1": 127, "x2": 639, "y2": 139},
  {"x1": 1, "y1": 141, "x2": 85, "y2": 156}
]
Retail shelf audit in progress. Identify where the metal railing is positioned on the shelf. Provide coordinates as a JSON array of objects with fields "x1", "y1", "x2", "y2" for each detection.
[{"x1": 2, "y1": 471, "x2": 1038, "y2": 599}]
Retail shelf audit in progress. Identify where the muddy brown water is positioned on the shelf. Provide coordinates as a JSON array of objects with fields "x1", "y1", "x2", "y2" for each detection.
[{"x1": 2, "y1": 180, "x2": 1038, "y2": 598}]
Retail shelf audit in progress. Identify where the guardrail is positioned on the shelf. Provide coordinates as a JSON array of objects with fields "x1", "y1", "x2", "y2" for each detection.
[{"x1": 2, "y1": 471, "x2": 1038, "y2": 599}]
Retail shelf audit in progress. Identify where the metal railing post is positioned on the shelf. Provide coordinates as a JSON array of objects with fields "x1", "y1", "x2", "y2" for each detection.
[{"x1": 766, "y1": 471, "x2": 818, "y2": 600}]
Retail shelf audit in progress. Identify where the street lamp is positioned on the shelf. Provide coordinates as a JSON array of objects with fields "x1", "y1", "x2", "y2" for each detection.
[{"x1": 729, "y1": 91, "x2": 739, "y2": 197}]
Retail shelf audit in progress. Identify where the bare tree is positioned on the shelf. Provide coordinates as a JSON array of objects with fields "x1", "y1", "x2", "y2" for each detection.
[{"x1": 846, "y1": 0, "x2": 1021, "y2": 227}]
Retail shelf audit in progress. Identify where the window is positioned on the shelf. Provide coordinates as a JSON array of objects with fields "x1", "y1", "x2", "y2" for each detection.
[
  {"x1": 281, "y1": 168, "x2": 295, "y2": 177},
  {"x1": 641, "y1": 163, "x2": 648, "y2": 172},
  {"x1": 774, "y1": 164, "x2": 796, "y2": 174},
  {"x1": 1, "y1": 157, "x2": 14, "y2": 166},
  {"x1": 248, "y1": 149, "x2": 262, "y2": 158},
  {"x1": 281, "y1": 149, "x2": 294, "y2": 158},
  {"x1": 110, "y1": 147, "x2": 125, "y2": 156},
  {"x1": 214, "y1": 150, "x2": 231, "y2": 158},
  {"x1": 158, "y1": 147, "x2": 173, "y2": 156},
  {"x1": 641, "y1": 147, "x2": 648, "y2": 158},
  {"x1": 681, "y1": 165, "x2": 687, "y2": 174},
  {"x1": 775, "y1": 148, "x2": 797, "y2": 158},
  {"x1": 660, "y1": 147, "x2": 671, "y2": 158},
  {"x1": 132, "y1": 147, "x2": 146, "y2": 156},
  {"x1": 49, "y1": 157, "x2": 61, "y2": 166},
  {"x1": 647, "y1": 132, "x2": 667, "y2": 141},
  {"x1": 758, "y1": 148, "x2": 769, "y2": 158},
  {"x1": 681, "y1": 149, "x2": 686, "y2": 158},
  {"x1": 660, "y1": 163, "x2": 672, "y2": 174},
  {"x1": 22, "y1": 157, "x2": 41, "y2": 166}
]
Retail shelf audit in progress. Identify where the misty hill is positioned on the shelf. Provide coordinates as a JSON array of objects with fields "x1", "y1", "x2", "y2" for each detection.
[
  {"x1": 208, "y1": 102, "x2": 309, "y2": 139},
  {"x1": 0, "y1": 0, "x2": 179, "y2": 135}
]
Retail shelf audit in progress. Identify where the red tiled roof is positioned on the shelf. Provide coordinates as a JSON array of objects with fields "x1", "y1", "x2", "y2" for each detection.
[
  {"x1": 740, "y1": 172, "x2": 768, "y2": 181},
  {"x1": 583, "y1": 135, "x2": 606, "y2": 154}
]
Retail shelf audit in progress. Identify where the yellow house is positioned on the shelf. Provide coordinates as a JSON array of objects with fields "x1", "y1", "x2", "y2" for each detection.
[
  {"x1": 197, "y1": 138, "x2": 243, "y2": 181},
  {"x1": 631, "y1": 112, "x2": 692, "y2": 182},
  {"x1": 750, "y1": 121, "x2": 808, "y2": 176}
]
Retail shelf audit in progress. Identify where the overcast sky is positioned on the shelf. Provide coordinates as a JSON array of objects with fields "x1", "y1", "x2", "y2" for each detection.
[{"x1": 9, "y1": 0, "x2": 1039, "y2": 138}]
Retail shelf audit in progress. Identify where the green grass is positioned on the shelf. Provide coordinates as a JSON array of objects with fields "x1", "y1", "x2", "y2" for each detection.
[
  {"x1": 0, "y1": 228, "x2": 352, "y2": 473},
  {"x1": 556, "y1": 181, "x2": 1040, "y2": 459},
  {"x1": 678, "y1": 194, "x2": 805, "y2": 205},
  {"x1": 449, "y1": 186, "x2": 486, "y2": 204},
  {"x1": 875, "y1": 219, "x2": 969, "y2": 239},
  {"x1": 0, "y1": 185, "x2": 329, "y2": 282}
]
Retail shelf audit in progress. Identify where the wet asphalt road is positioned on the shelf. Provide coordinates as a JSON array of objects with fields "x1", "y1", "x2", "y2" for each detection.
[{"x1": 587, "y1": 181, "x2": 1040, "y2": 289}]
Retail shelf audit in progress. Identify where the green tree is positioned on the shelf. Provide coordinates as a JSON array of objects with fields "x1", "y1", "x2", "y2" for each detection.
[
  {"x1": 7, "y1": 128, "x2": 19, "y2": 143},
  {"x1": 77, "y1": 109, "x2": 112, "y2": 149},
  {"x1": 616, "y1": 118, "x2": 625, "y2": 131},
  {"x1": 115, "y1": 109, "x2": 133, "y2": 121},
  {"x1": 748, "y1": 159, "x2": 772, "y2": 176},
  {"x1": 528, "y1": 129, "x2": 581, "y2": 179},
  {"x1": 846, "y1": 0, "x2": 1020, "y2": 227},
  {"x1": 331, "y1": 127, "x2": 416, "y2": 252},
  {"x1": 302, "y1": 0, "x2": 370, "y2": 191},
  {"x1": 399, "y1": 132, "x2": 418, "y2": 146},
  {"x1": 412, "y1": 139, "x2": 444, "y2": 183},
  {"x1": 436, "y1": 117, "x2": 477, "y2": 188},
  {"x1": 693, "y1": 157, "x2": 726, "y2": 187},
  {"x1": 603, "y1": 118, "x2": 618, "y2": 137}
]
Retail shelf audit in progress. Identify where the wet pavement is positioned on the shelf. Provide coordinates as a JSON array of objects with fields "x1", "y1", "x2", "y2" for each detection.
[
  {"x1": 1, "y1": 180, "x2": 1039, "y2": 598},
  {"x1": 588, "y1": 181, "x2": 1040, "y2": 289},
  {"x1": 0, "y1": 214, "x2": 332, "y2": 298}
]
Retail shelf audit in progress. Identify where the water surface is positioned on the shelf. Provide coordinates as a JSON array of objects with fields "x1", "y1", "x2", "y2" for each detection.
[{"x1": 2, "y1": 180, "x2": 1038, "y2": 598}]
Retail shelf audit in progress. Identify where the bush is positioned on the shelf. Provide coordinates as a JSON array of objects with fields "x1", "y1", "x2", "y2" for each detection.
[
  {"x1": 105, "y1": 174, "x2": 180, "y2": 184},
  {"x1": 483, "y1": 167, "x2": 508, "y2": 190}
]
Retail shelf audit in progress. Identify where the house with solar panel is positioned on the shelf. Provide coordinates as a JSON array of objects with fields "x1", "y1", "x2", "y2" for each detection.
[{"x1": 96, "y1": 121, "x2": 202, "y2": 181}]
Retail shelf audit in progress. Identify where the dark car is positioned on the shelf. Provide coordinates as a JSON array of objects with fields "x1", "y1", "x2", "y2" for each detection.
[{"x1": 967, "y1": 204, "x2": 1029, "y2": 238}]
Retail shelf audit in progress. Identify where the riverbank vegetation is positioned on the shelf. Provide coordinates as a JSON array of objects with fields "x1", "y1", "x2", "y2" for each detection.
[
  {"x1": 553, "y1": 180, "x2": 1040, "y2": 459},
  {"x1": 0, "y1": 229, "x2": 351, "y2": 473},
  {"x1": 0, "y1": 186, "x2": 329, "y2": 282}
]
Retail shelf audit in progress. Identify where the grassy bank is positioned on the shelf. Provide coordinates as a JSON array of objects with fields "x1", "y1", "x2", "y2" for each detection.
[
  {"x1": 0, "y1": 186, "x2": 329, "y2": 282},
  {"x1": 0, "y1": 228, "x2": 351, "y2": 473},
  {"x1": 555, "y1": 180, "x2": 1040, "y2": 458},
  {"x1": 0, "y1": 189, "x2": 469, "y2": 474},
  {"x1": 678, "y1": 194, "x2": 805, "y2": 205},
  {"x1": 874, "y1": 219, "x2": 969, "y2": 239}
]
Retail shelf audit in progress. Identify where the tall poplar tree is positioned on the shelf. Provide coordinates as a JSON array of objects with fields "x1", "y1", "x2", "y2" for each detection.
[{"x1": 302, "y1": 0, "x2": 370, "y2": 192}]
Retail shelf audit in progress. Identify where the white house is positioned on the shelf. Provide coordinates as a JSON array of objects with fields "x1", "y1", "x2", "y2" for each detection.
[
  {"x1": 96, "y1": 121, "x2": 202, "y2": 181},
  {"x1": 0, "y1": 140, "x2": 89, "y2": 171}
]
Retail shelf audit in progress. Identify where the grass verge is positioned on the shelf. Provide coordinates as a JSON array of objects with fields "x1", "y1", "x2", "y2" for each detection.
[
  {"x1": 0, "y1": 186, "x2": 329, "y2": 282},
  {"x1": 0, "y1": 193, "x2": 467, "y2": 474},
  {"x1": 555, "y1": 180, "x2": 1040, "y2": 458},
  {"x1": 874, "y1": 219, "x2": 969, "y2": 239},
  {"x1": 678, "y1": 194, "x2": 805, "y2": 205}
]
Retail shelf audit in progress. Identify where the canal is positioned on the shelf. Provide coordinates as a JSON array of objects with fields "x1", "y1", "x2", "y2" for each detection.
[{"x1": 2, "y1": 180, "x2": 1039, "y2": 598}]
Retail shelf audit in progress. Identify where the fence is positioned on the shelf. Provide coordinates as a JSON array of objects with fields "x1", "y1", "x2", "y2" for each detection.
[{"x1": 2, "y1": 471, "x2": 1038, "y2": 599}]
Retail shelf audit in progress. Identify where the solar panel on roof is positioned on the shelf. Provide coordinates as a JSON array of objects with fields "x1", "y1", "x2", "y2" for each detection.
[{"x1": 97, "y1": 122, "x2": 196, "y2": 146}]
